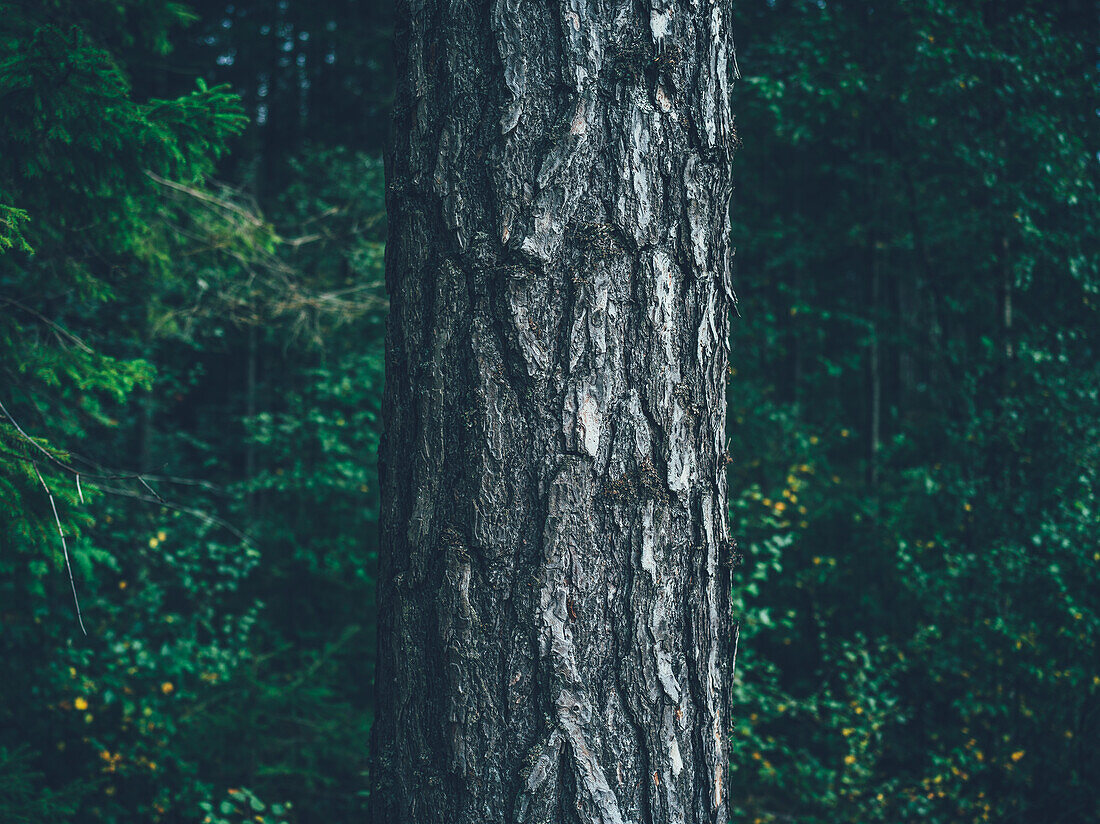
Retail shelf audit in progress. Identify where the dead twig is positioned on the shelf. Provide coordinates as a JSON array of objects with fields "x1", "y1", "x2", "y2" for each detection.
[{"x1": 33, "y1": 463, "x2": 86, "y2": 635}]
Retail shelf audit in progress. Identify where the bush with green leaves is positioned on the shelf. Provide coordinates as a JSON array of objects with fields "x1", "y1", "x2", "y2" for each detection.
[{"x1": 727, "y1": 1, "x2": 1098, "y2": 822}]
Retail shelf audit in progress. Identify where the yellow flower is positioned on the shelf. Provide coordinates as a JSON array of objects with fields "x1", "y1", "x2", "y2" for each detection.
[
  {"x1": 809, "y1": 436, "x2": 819, "y2": 445},
  {"x1": 774, "y1": 502, "x2": 786, "y2": 513},
  {"x1": 118, "y1": 580, "x2": 127, "y2": 590},
  {"x1": 844, "y1": 754, "x2": 856, "y2": 765},
  {"x1": 842, "y1": 728, "x2": 854, "y2": 737},
  {"x1": 840, "y1": 429, "x2": 850, "y2": 438},
  {"x1": 156, "y1": 530, "x2": 167, "y2": 542},
  {"x1": 161, "y1": 682, "x2": 174, "y2": 695},
  {"x1": 74, "y1": 696, "x2": 89, "y2": 711},
  {"x1": 148, "y1": 537, "x2": 159, "y2": 548},
  {"x1": 1011, "y1": 750, "x2": 1025, "y2": 762},
  {"x1": 812, "y1": 557, "x2": 822, "y2": 565}
]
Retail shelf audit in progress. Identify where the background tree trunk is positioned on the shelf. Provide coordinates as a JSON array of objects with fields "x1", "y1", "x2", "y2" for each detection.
[{"x1": 369, "y1": 1, "x2": 736, "y2": 821}]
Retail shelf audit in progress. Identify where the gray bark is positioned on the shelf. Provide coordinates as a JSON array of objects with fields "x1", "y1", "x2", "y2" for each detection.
[{"x1": 368, "y1": 1, "x2": 737, "y2": 822}]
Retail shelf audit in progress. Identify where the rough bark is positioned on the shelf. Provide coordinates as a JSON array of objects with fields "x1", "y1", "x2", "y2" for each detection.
[{"x1": 368, "y1": 1, "x2": 736, "y2": 822}]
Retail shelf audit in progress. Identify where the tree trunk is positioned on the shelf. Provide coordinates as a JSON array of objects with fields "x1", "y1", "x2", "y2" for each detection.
[
  {"x1": 368, "y1": 1, "x2": 736, "y2": 822},
  {"x1": 867, "y1": 238, "x2": 881, "y2": 489}
]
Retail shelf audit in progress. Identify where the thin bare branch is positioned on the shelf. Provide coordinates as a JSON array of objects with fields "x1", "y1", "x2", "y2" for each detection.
[
  {"x1": 33, "y1": 464, "x2": 87, "y2": 636},
  {"x1": 145, "y1": 170, "x2": 266, "y2": 229},
  {"x1": 0, "y1": 296, "x2": 96, "y2": 353}
]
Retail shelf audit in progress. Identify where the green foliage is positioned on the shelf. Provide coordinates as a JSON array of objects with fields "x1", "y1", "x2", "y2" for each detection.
[
  {"x1": 3, "y1": 92, "x2": 383, "y2": 824},
  {"x1": 0, "y1": 505, "x2": 264, "y2": 822},
  {"x1": 198, "y1": 147, "x2": 386, "y2": 822},
  {"x1": 727, "y1": 1, "x2": 1098, "y2": 821},
  {"x1": 0, "y1": 2, "x2": 325, "y2": 822},
  {"x1": 0, "y1": 204, "x2": 32, "y2": 254},
  {"x1": 0, "y1": 746, "x2": 83, "y2": 822},
  {"x1": 199, "y1": 786, "x2": 292, "y2": 824},
  {"x1": 0, "y1": 0, "x2": 244, "y2": 568}
]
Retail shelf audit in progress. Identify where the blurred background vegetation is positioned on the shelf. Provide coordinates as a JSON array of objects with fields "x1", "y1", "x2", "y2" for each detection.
[{"x1": 0, "y1": 1, "x2": 1095, "y2": 822}]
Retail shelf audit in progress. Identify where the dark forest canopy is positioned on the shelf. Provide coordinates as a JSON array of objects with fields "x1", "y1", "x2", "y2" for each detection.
[{"x1": 0, "y1": 0, "x2": 1096, "y2": 822}]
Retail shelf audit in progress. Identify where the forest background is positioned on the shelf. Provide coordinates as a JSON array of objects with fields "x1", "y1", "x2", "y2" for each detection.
[{"x1": 0, "y1": 1, "x2": 1096, "y2": 822}]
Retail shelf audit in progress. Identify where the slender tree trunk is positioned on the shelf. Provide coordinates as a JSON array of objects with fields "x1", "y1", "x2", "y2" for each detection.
[
  {"x1": 999, "y1": 234, "x2": 1013, "y2": 361},
  {"x1": 867, "y1": 239, "x2": 881, "y2": 489},
  {"x1": 243, "y1": 323, "x2": 259, "y2": 515},
  {"x1": 369, "y1": 2, "x2": 736, "y2": 822}
]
